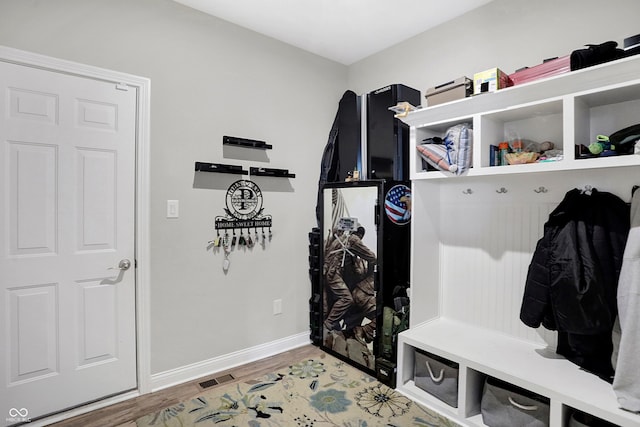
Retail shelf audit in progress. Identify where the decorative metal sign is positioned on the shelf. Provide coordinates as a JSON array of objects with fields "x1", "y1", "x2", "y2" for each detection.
[
  {"x1": 208, "y1": 180, "x2": 274, "y2": 272},
  {"x1": 215, "y1": 180, "x2": 272, "y2": 230},
  {"x1": 384, "y1": 184, "x2": 411, "y2": 225}
]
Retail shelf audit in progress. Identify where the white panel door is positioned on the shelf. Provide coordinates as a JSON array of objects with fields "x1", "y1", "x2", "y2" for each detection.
[{"x1": 0, "y1": 61, "x2": 137, "y2": 424}]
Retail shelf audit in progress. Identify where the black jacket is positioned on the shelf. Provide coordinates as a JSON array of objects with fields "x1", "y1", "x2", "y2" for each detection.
[{"x1": 520, "y1": 188, "x2": 629, "y2": 380}]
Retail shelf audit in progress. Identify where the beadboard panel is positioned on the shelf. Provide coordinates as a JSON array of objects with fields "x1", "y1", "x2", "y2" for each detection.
[
  {"x1": 439, "y1": 199, "x2": 557, "y2": 345},
  {"x1": 421, "y1": 168, "x2": 638, "y2": 347}
]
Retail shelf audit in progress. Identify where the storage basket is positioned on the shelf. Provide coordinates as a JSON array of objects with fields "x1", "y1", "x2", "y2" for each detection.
[
  {"x1": 481, "y1": 376, "x2": 550, "y2": 427},
  {"x1": 414, "y1": 349, "x2": 459, "y2": 407},
  {"x1": 568, "y1": 410, "x2": 619, "y2": 427}
]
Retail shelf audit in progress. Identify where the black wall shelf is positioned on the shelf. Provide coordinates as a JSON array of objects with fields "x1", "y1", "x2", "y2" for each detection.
[
  {"x1": 195, "y1": 162, "x2": 248, "y2": 175},
  {"x1": 250, "y1": 167, "x2": 295, "y2": 178},
  {"x1": 223, "y1": 135, "x2": 272, "y2": 150}
]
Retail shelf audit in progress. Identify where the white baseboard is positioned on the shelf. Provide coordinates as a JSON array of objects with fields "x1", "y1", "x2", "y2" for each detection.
[
  {"x1": 150, "y1": 331, "x2": 311, "y2": 392},
  {"x1": 29, "y1": 332, "x2": 311, "y2": 426}
]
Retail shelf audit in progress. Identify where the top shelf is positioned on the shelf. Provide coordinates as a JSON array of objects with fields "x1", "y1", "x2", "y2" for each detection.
[
  {"x1": 401, "y1": 55, "x2": 640, "y2": 180},
  {"x1": 400, "y1": 55, "x2": 640, "y2": 129}
]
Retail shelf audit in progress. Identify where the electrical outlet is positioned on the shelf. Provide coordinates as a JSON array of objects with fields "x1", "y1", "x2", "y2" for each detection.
[{"x1": 273, "y1": 299, "x2": 282, "y2": 315}]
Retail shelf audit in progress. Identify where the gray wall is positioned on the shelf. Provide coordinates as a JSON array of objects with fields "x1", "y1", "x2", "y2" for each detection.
[
  {"x1": 349, "y1": 0, "x2": 640, "y2": 97},
  {"x1": 0, "y1": 0, "x2": 347, "y2": 374},
  {"x1": 1, "y1": 0, "x2": 639, "y2": 377}
]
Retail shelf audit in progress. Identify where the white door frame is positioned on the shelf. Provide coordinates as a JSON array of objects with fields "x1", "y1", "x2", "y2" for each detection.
[{"x1": 0, "y1": 45, "x2": 151, "y2": 422}]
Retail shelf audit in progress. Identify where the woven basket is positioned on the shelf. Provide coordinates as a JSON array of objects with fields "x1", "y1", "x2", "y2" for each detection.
[{"x1": 505, "y1": 152, "x2": 539, "y2": 165}]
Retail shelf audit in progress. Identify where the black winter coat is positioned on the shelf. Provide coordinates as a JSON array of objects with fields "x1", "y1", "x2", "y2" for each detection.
[{"x1": 519, "y1": 188, "x2": 629, "y2": 380}]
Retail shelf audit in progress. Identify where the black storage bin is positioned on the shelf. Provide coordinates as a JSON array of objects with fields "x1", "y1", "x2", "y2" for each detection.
[
  {"x1": 481, "y1": 376, "x2": 550, "y2": 427},
  {"x1": 414, "y1": 349, "x2": 459, "y2": 407},
  {"x1": 375, "y1": 358, "x2": 396, "y2": 388},
  {"x1": 568, "y1": 410, "x2": 618, "y2": 427}
]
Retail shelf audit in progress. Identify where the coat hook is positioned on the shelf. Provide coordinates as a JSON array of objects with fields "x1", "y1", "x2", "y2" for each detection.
[
  {"x1": 534, "y1": 186, "x2": 548, "y2": 193},
  {"x1": 496, "y1": 187, "x2": 508, "y2": 194},
  {"x1": 462, "y1": 188, "x2": 473, "y2": 195}
]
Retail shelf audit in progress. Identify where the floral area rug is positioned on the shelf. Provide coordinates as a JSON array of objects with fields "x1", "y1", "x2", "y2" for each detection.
[{"x1": 136, "y1": 352, "x2": 460, "y2": 427}]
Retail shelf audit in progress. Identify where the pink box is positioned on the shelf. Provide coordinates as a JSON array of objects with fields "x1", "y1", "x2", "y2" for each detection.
[{"x1": 509, "y1": 55, "x2": 570, "y2": 86}]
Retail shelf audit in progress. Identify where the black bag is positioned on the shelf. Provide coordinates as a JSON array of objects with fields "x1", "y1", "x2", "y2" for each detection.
[
  {"x1": 570, "y1": 41, "x2": 625, "y2": 71},
  {"x1": 315, "y1": 91, "x2": 357, "y2": 225},
  {"x1": 609, "y1": 123, "x2": 640, "y2": 154}
]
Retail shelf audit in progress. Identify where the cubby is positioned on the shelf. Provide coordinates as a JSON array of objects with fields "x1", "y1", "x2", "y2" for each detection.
[
  {"x1": 573, "y1": 84, "x2": 640, "y2": 157},
  {"x1": 397, "y1": 55, "x2": 640, "y2": 427},
  {"x1": 479, "y1": 99, "x2": 564, "y2": 167}
]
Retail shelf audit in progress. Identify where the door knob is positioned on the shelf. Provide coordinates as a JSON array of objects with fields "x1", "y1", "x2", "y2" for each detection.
[{"x1": 109, "y1": 259, "x2": 132, "y2": 271}]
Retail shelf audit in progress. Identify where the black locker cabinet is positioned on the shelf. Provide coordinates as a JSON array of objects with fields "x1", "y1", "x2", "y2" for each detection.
[
  {"x1": 367, "y1": 84, "x2": 421, "y2": 181},
  {"x1": 320, "y1": 180, "x2": 410, "y2": 378}
]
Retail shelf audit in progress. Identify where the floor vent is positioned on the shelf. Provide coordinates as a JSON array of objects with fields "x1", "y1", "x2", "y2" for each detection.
[
  {"x1": 199, "y1": 373, "x2": 235, "y2": 389},
  {"x1": 216, "y1": 374, "x2": 235, "y2": 383},
  {"x1": 198, "y1": 378, "x2": 218, "y2": 389}
]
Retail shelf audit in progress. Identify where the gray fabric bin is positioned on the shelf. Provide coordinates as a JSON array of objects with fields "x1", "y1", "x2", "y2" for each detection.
[
  {"x1": 481, "y1": 376, "x2": 550, "y2": 427},
  {"x1": 568, "y1": 410, "x2": 619, "y2": 427},
  {"x1": 414, "y1": 349, "x2": 459, "y2": 407}
]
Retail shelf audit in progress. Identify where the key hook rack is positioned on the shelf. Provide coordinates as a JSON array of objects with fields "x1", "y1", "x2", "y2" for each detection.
[
  {"x1": 210, "y1": 219, "x2": 273, "y2": 249},
  {"x1": 214, "y1": 215, "x2": 273, "y2": 232}
]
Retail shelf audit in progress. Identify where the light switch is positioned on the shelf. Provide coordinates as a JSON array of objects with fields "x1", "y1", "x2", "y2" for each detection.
[
  {"x1": 273, "y1": 299, "x2": 283, "y2": 315},
  {"x1": 167, "y1": 200, "x2": 179, "y2": 218}
]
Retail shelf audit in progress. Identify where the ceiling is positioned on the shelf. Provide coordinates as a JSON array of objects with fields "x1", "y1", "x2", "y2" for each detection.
[{"x1": 172, "y1": 0, "x2": 494, "y2": 65}]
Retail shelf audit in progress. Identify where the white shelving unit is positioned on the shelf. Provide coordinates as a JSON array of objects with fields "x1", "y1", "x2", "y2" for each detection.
[
  {"x1": 397, "y1": 55, "x2": 640, "y2": 427},
  {"x1": 403, "y1": 55, "x2": 640, "y2": 180}
]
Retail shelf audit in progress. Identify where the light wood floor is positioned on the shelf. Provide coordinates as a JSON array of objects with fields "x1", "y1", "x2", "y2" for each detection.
[{"x1": 48, "y1": 344, "x2": 326, "y2": 427}]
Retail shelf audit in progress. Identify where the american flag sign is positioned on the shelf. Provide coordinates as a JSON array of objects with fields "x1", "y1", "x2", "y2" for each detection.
[{"x1": 384, "y1": 184, "x2": 411, "y2": 225}]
